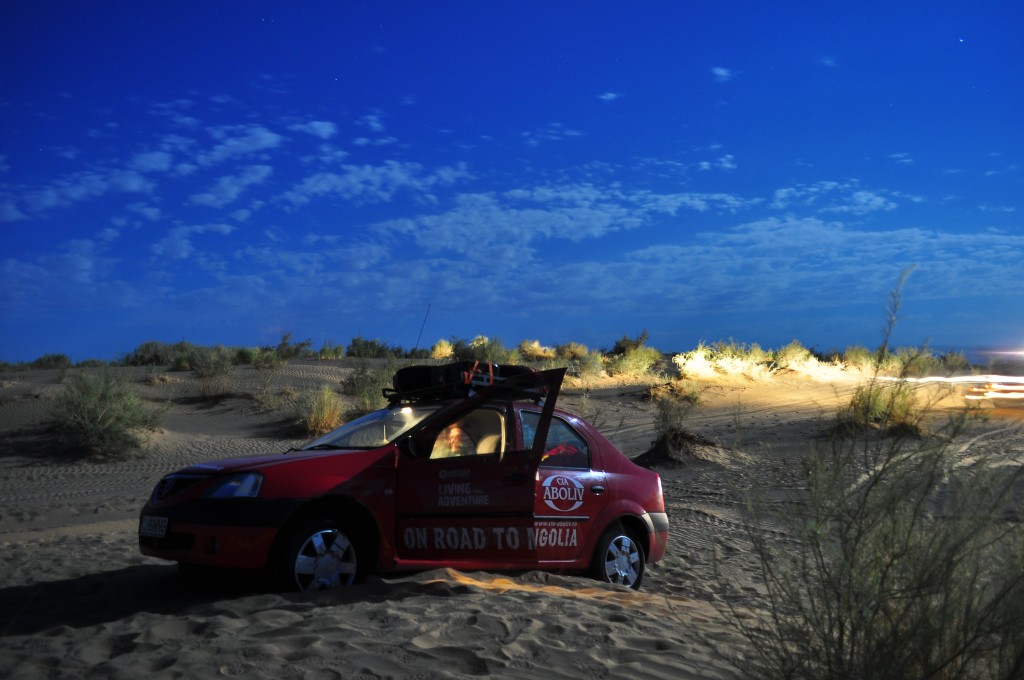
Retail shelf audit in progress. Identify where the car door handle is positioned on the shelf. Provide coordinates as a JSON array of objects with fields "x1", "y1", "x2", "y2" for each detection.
[{"x1": 590, "y1": 485, "x2": 606, "y2": 495}]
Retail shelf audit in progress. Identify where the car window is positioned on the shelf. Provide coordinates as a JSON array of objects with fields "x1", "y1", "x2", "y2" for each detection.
[
  {"x1": 430, "y1": 408, "x2": 506, "y2": 460},
  {"x1": 521, "y1": 411, "x2": 590, "y2": 469},
  {"x1": 303, "y1": 405, "x2": 439, "y2": 449}
]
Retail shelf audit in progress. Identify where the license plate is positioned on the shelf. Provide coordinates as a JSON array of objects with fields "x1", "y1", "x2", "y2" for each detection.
[{"x1": 139, "y1": 515, "x2": 168, "y2": 538}]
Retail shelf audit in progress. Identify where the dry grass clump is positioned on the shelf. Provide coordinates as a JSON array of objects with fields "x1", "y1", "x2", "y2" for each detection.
[
  {"x1": 833, "y1": 380, "x2": 923, "y2": 437},
  {"x1": 53, "y1": 370, "x2": 164, "y2": 459},
  {"x1": 298, "y1": 385, "x2": 344, "y2": 436},
  {"x1": 341, "y1": 362, "x2": 394, "y2": 416},
  {"x1": 518, "y1": 340, "x2": 556, "y2": 361},
  {"x1": 430, "y1": 339, "x2": 454, "y2": 360}
]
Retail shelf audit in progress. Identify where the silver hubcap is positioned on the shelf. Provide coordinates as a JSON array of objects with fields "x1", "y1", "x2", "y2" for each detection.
[
  {"x1": 603, "y1": 535, "x2": 640, "y2": 586},
  {"x1": 293, "y1": 529, "x2": 357, "y2": 591}
]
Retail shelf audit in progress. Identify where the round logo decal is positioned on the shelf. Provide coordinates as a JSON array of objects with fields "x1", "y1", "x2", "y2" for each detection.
[{"x1": 542, "y1": 475, "x2": 585, "y2": 512}]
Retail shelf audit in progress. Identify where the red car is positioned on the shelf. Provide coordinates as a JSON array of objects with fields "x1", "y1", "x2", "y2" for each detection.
[{"x1": 139, "y1": 364, "x2": 669, "y2": 591}]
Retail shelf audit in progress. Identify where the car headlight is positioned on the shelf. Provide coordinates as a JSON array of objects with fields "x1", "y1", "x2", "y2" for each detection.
[{"x1": 206, "y1": 472, "x2": 263, "y2": 498}]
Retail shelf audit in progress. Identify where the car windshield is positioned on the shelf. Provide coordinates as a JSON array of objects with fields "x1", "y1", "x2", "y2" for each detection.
[{"x1": 300, "y1": 404, "x2": 441, "y2": 450}]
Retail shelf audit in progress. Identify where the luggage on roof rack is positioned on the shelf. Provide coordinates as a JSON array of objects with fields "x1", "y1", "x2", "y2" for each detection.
[{"x1": 384, "y1": 361, "x2": 545, "y2": 404}]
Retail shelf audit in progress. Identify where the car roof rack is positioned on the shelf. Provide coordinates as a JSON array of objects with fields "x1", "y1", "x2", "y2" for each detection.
[{"x1": 383, "y1": 361, "x2": 555, "y2": 405}]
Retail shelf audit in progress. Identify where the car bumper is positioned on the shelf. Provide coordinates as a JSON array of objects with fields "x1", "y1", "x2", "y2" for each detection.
[
  {"x1": 643, "y1": 511, "x2": 670, "y2": 563},
  {"x1": 138, "y1": 498, "x2": 304, "y2": 569}
]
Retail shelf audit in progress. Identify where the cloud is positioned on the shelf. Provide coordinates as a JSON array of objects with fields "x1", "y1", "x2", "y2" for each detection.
[
  {"x1": 889, "y1": 152, "x2": 914, "y2": 165},
  {"x1": 371, "y1": 183, "x2": 757, "y2": 260},
  {"x1": 287, "y1": 121, "x2": 337, "y2": 139},
  {"x1": 819, "y1": 56, "x2": 838, "y2": 67},
  {"x1": 598, "y1": 92, "x2": 623, "y2": 101},
  {"x1": 280, "y1": 161, "x2": 472, "y2": 207},
  {"x1": 352, "y1": 136, "x2": 399, "y2": 147},
  {"x1": 521, "y1": 123, "x2": 584, "y2": 147},
  {"x1": 699, "y1": 155, "x2": 737, "y2": 171},
  {"x1": 2, "y1": 168, "x2": 155, "y2": 220},
  {"x1": 126, "y1": 202, "x2": 162, "y2": 221},
  {"x1": 711, "y1": 67, "x2": 735, "y2": 83},
  {"x1": 770, "y1": 181, "x2": 901, "y2": 215},
  {"x1": 358, "y1": 114, "x2": 385, "y2": 132},
  {"x1": 197, "y1": 126, "x2": 285, "y2": 166},
  {"x1": 189, "y1": 165, "x2": 273, "y2": 208},
  {"x1": 151, "y1": 223, "x2": 235, "y2": 260},
  {"x1": 130, "y1": 151, "x2": 174, "y2": 173}
]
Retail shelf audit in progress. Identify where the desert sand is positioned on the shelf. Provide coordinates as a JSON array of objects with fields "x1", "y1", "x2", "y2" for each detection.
[{"x1": 1, "y1": 360, "x2": 1020, "y2": 679}]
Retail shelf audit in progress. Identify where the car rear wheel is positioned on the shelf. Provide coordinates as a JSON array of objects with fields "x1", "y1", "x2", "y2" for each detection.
[
  {"x1": 591, "y1": 525, "x2": 645, "y2": 590},
  {"x1": 277, "y1": 517, "x2": 362, "y2": 591}
]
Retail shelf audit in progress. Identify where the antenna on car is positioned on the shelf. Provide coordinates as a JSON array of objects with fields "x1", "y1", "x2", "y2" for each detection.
[{"x1": 413, "y1": 303, "x2": 431, "y2": 354}]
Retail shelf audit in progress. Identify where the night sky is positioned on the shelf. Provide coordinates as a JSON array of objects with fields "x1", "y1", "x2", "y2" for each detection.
[{"x1": 2, "y1": 1, "x2": 1022, "y2": 362}]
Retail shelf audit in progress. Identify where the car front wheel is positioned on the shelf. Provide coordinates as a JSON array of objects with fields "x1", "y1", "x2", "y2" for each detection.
[
  {"x1": 277, "y1": 517, "x2": 362, "y2": 591},
  {"x1": 591, "y1": 525, "x2": 645, "y2": 590}
]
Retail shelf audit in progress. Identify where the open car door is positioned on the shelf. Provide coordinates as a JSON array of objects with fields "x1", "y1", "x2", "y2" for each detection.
[{"x1": 394, "y1": 367, "x2": 565, "y2": 568}]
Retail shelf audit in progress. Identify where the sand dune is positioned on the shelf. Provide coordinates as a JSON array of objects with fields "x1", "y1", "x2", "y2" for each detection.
[{"x1": 1, "y1": 361, "x2": 1018, "y2": 678}]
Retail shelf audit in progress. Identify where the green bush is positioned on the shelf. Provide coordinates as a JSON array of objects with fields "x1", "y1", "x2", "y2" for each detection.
[
  {"x1": 53, "y1": 371, "x2": 163, "y2": 458},
  {"x1": 606, "y1": 346, "x2": 662, "y2": 377}
]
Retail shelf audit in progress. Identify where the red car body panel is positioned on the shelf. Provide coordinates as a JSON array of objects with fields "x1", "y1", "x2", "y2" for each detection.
[{"x1": 139, "y1": 368, "x2": 668, "y2": 585}]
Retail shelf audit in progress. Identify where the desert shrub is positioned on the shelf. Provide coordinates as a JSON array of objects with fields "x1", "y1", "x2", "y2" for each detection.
[
  {"x1": 652, "y1": 384, "x2": 701, "y2": 437},
  {"x1": 518, "y1": 340, "x2": 556, "y2": 361},
  {"x1": 275, "y1": 332, "x2": 314, "y2": 359},
  {"x1": 30, "y1": 353, "x2": 73, "y2": 370},
  {"x1": 894, "y1": 346, "x2": 941, "y2": 377},
  {"x1": 430, "y1": 338, "x2": 454, "y2": 359},
  {"x1": 842, "y1": 344, "x2": 874, "y2": 371},
  {"x1": 939, "y1": 350, "x2": 971, "y2": 375},
  {"x1": 610, "y1": 329, "x2": 650, "y2": 355},
  {"x1": 53, "y1": 370, "x2": 163, "y2": 458},
  {"x1": 451, "y1": 336, "x2": 520, "y2": 364},
  {"x1": 122, "y1": 341, "x2": 175, "y2": 366},
  {"x1": 725, "y1": 413, "x2": 1024, "y2": 680},
  {"x1": 192, "y1": 346, "x2": 234, "y2": 397},
  {"x1": 571, "y1": 351, "x2": 605, "y2": 380},
  {"x1": 318, "y1": 339, "x2": 344, "y2": 360},
  {"x1": 555, "y1": 341, "x2": 589, "y2": 360},
  {"x1": 606, "y1": 346, "x2": 662, "y2": 377},
  {"x1": 710, "y1": 339, "x2": 770, "y2": 365},
  {"x1": 341, "y1": 361, "x2": 393, "y2": 415},
  {"x1": 720, "y1": 270, "x2": 1024, "y2": 679},
  {"x1": 298, "y1": 385, "x2": 344, "y2": 435},
  {"x1": 347, "y1": 335, "x2": 403, "y2": 358},
  {"x1": 233, "y1": 347, "x2": 257, "y2": 365},
  {"x1": 771, "y1": 339, "x2": 813, "y2": 369},
  {"x1": 834, "y1": 379, "x2": 922, "y2": 438}
]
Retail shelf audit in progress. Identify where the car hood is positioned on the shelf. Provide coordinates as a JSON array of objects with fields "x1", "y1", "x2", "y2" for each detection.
[{"x1": 178, "y1": 447, "x2": 389, "y2": 475}]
